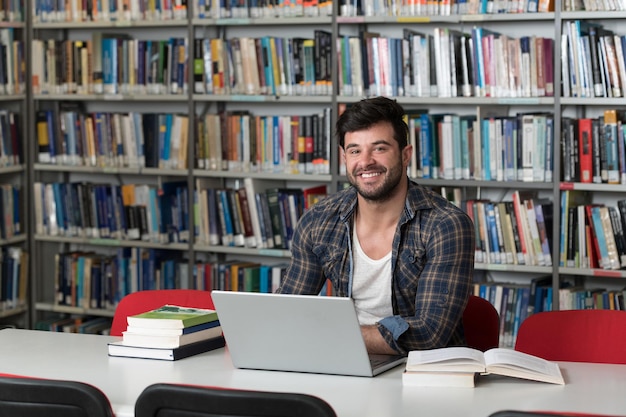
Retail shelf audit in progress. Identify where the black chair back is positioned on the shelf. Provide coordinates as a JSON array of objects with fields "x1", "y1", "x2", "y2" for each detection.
[
  {"x1": 0, "y1": 376, "x2": 114, "y2": 417},
  {"x1": 135, "y1": 383, "x2": 337, "y2": 417}
]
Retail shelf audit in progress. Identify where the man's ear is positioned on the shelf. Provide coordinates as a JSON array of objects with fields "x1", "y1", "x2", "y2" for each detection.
[{"x1": 402, "y1": 144, "x2": 413, "y2": 167}]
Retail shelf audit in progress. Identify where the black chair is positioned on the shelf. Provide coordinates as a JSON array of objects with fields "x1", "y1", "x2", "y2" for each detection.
[
  {"x1": 490, "y1": 411, "x2": 623, "y2": 417},
  {"x1": 0, "y1": 376, "x2": 114, "y2": 417},
  {"x1": 490, "y1": 412, "x2": 566, "y2": 417},
  {"x1": 135, "y1": 383, "x2": 338, "y2": 417}
]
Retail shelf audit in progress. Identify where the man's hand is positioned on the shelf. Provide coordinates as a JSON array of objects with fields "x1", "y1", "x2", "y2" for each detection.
[{"x1": 361, "y1": 325, "x2": 399, "y2": 355}]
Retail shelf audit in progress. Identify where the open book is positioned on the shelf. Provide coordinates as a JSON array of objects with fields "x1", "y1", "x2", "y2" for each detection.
[{"x1": 403, "y1": 347, "x2": 564, "y2": 387}]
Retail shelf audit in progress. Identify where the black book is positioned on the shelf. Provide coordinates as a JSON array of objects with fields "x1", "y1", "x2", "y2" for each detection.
[
  {"x1": 586, "y1": 23, "x2": 604, "y2": 97},
  {"x1": 527, "y1": 276, "x2": 552, "y2": 316},
  {"x1": 560, "y1": 117, "x2": 574, "y2": 182},
  {"x1": 256, "y1": 192, "x2": 275, "y2": 249},
  {"x1": 460, "y1": 33, "x2": 474, "y2": 97},
  {"x1": 142, "y1": 113, "x2": 160, "y2": 168},
  {"x1": 137, "y1": 206, "x2": 150, "y2": 241},
  {"x1": 359, "y1": 30, "x2": 379, "y2": 96},
  {"x1": 265, "y1": 188, "x2": 285, "y2": 249},
  {"x1": 69, "y1": 183, "x2": 83, "y2": 237},
  {"x1": 566, "y1": 206, "x2": 577, "y2": 268},
  {"x1": 108, "y1": 335, "x2": 226, "y2": 361},
  {"x1": 506, "y1": 201, "x2": 524, "y2": 265},
  {"x1": 591, "y1": 117, "x2": 602, "y2": 183},
  {"x1": 609, "y1": 206, "x2": 626, "y2": 268},
  {"x1": 449, "y1": 29, "x2": 466, "y2": 98},
  {"x1": 428, "y1": 35, "x2": 437, "y2": 97},
  {"x1": 124, "y1": 204, "x2": 139, "y2": 240},
  {"x1": 77, "y1": 183, "x2": 96, "y2": 237},
  {"x1": 226, "y1": 188, "x2": 245, "y2": 247}
]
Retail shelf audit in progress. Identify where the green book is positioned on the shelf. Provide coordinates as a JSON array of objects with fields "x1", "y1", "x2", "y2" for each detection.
[{"x1": 127, "y1": 305, "x2": 218, "y2": 329}]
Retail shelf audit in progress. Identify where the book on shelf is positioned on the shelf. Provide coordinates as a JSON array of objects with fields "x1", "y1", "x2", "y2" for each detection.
[
  {"x1": 588, "y1": 205, "x2": 612, "y2": 270},
  {"x1": 578, "y1": 117, "x2": 593, "y2": 183},
  {"x1": 241, "y1": 177, "x2": 280, "y2": 249},
  {"x1": 559, "y1": 190, "x2": 591, "y2": 267},
  {"x1": 302, "y1": 184, "x2": 327, "y2": 210},
  {"x1": 599, "y1": 205, "x2": 622, "y2": 270},
  {"x1": 523, "y1": 198, "x2": 547, "y2": 267},
  {"x1": 215, "y1": 188, "x2": 235, "y2": 247},
  {"x1": 122, "y1": 324, "x2": 223, "y2": 348},
  {"x1": 600, "y1": 110, "x2": 618, "y2": 184},
  {"x1": 126, "y1": 305, "x2": 218, "y2": 329},
  {"x1": 511, "y1": 191, "x2": 533, "y2": 266},
  {"x1": 565, "y1": 204, "x2": 580, "y2": 268},
  {"x1": 235, "y1": 187, "x2": 257, "y2": 249},
  {"x1": 108, "y1": 335, "x2": 225, "y2": 361},
  {"x1": 608, "y1": 206, "x2": 626, "y2": 268},
  {"x1": 496, "y1": 202, "x2": 515, "y2": 264},
  {"x1": 403, "y1": 347, "x2": 564, "y2": 388}
]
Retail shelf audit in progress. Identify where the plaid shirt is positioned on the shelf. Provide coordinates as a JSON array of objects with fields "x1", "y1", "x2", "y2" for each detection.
[{"x1": 277, "y1": 181, "x2": 475, "y2": 354}]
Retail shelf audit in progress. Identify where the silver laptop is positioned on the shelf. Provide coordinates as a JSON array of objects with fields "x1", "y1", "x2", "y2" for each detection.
[{"x1": 211, "y1": 291, "x2": 406, "y2": 377}]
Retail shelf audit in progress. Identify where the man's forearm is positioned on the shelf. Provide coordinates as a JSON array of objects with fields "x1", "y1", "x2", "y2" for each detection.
[{"x1": 361, "y1": 325, "x2": 398, "y2": 355}]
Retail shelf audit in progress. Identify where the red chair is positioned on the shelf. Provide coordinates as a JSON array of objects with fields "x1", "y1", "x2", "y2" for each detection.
[
  {"x1": 463, "y1": 295, "x2": 500, "y2": 352},
  {"x1": 515, "y1": 309, "x2": 626, "y2": 364},
  {"x1": 110, "y1": 289, "x2": 215, "y2": 336}
]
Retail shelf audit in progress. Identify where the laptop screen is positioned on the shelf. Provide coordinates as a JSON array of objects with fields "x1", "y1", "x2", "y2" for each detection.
[{"x1": 211, "y1": 291, "x2": 405, "y2": 377}]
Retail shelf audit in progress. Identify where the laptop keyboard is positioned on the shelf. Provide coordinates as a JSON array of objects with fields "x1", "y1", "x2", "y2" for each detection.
[{"x1": 369, "y1": 354, "x2": 406, "y2": 368}]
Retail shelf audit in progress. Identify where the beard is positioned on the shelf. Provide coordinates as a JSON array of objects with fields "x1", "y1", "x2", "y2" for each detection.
[{"x1": 347, "y1": 161, "x2": 404, "y2": 203}]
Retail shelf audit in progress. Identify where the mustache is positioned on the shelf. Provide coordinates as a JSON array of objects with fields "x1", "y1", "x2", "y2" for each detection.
[{"x1": 353, "y1": 165, "x2": 386, "y2": 175}]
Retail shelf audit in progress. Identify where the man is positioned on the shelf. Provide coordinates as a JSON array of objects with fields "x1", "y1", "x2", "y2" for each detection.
[{"x1": 277, "y1": 97, "x2": 475, "y2": 355}]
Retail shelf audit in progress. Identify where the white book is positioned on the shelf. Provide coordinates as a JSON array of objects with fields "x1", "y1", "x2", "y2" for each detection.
[
  {"x1": 614, "y1": 34, "x2": 626, "y2": 97},
  {"x1": 44, "y1": 184, "x2": 59, "y2": 236},
  {"x1": 405, "y1": 347, "x2": 564, "y2": 386},
  {"x1": 243, "y1": 178, "x2": 266, "y2": 249},
  {"x1": 521, "y1": 114, "x2": 535, "y2": 182},
  {"x1": 33, "y1": 182, "x2": 45, "y2": 235},
  {"x1": 122, "y1": 326, "x2": 223, "y2": 349},
  {"x1": 440, "y1": 115, "x2": 454, "y2": 180},
  {"x1": 121, "y1": 114, "x2": 137, "y2": 168},
  {"x1": 349, "y1": 36, "x2": 363, "y2": 97},
  {"x1": 168, "y1": 115, "x2": 183, "y2": 170},
  {"x1": 532, "y1": 115, "x2": 547, "y2": 182}
]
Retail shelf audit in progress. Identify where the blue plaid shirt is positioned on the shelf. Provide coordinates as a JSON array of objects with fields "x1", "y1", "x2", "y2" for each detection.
[{"x1": 277, "y1": 180, "x2": 475, "y2": 354}]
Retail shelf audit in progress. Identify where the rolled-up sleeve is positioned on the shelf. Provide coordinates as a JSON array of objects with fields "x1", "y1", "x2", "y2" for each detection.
[{"x1": 378, "y1": 203, "x2": 475, "y2": 354}]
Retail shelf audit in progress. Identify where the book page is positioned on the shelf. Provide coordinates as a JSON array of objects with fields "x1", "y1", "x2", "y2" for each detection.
[
  {"x1": 406, "y1": 347, "x2": 485, "y2": 372},
  {"x1": 484, "y1": 348, "x2": 564, "y2": 385}
]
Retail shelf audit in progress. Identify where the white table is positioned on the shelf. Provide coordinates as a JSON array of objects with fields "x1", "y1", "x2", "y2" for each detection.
[{"x1": 1, "y1": 329, "x2": 625, "y2": 417}]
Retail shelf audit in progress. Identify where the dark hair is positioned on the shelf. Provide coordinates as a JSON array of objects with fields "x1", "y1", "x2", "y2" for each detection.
[{"x1": 335, "y1": 96, "x2": 409, "y2": 149}]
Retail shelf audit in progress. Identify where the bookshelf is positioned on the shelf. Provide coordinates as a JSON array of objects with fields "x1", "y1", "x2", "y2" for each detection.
[
  {"x1": 0, "y1": 5, "x2": 29, "y2": 328},
  {"x1": 27, "y1": 4, "x2": 337, "y2": 329},
  {"x1": 20, "y1": 0, "x2": 626, "y2": 341}
]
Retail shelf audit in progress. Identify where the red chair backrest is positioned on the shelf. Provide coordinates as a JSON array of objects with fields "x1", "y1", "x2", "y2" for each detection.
[
  {"x1": 110, "y1": 289, "x2": 215, "y2": 336},
  {"x1": 463, "y1": 295, "x2": 500, "y2": 352},
  {"x1": 514, "y1": 309, "x2": 626, "y2": 364}
]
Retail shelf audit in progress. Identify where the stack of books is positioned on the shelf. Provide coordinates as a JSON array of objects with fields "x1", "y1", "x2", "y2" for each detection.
[
  {"x1": 107, "y1": 305, "x2": 225, "y2": 361},
  {"x1": 402, "y1": 347, "x2": 564, "y2": 388}
]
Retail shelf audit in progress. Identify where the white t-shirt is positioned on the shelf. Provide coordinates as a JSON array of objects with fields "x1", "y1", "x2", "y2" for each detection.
[{"x1": 351, "y1": 227, "x2": 393, "y2": 325}]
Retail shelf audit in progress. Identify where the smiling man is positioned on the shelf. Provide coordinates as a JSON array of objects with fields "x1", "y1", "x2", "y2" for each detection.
[{"x1": 277, "y1": 96, "x2": 475, "y2": 355}]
